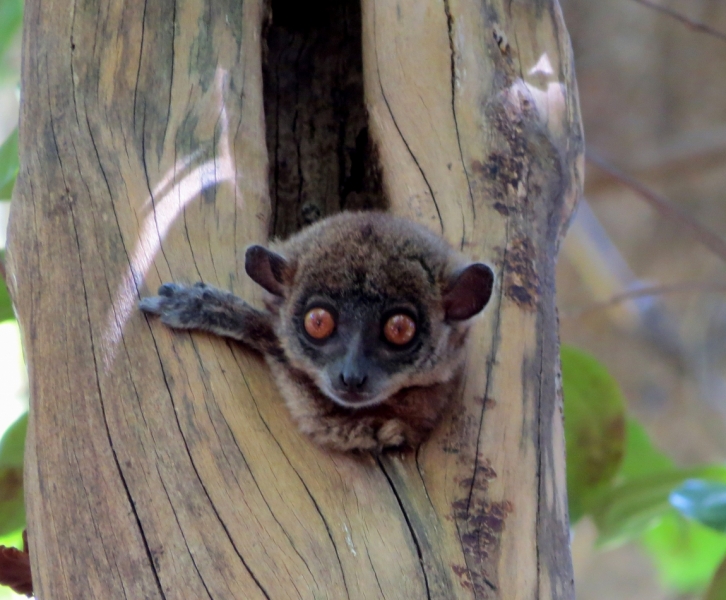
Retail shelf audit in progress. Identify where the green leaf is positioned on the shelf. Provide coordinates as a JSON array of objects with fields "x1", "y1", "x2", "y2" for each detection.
[
  {"x1": 561, "y1": 357, "x2": 726, "y2": 592},
  {"x1": 0, "y1": 467, "x2": 24, "y2": 537},
  {"x1": 0, "y1": 412, "x2": 26, "y2": 470},
  {"x1": 0, "y1": 0, "x2": 23, "y2": 61},
  {"x1": 0, "y1": 412, "x2": 26, "y2": 537},
  {"x1": 592, "y1": 465, "x2": 726, "y2": 547},
  {"x1": 670, "y1": 480, "x2": 726, "y2": 533},
  {"x1": 0, "y1": 129, "x2": 18, "y2": 199},
  {"x1": 0, "y1": 528, "x2": 23, "y2": 551},
  {"x1": 560, "y1": 345, "x2": 626, "y2": 523},
  {"x1": 0, "y1": 250, "x2": 14, "y2": 323},
  {"x1": 618, "y1": 418, "x2": 673, "y2": 479},
  {"x1": 643, "y1": 511, "x2": 726, "y2": 593},
  {"x1": 0, "y1": 173, "x2": 15, "y2": 200},
  {"x1": 706, "y1": 555, "x2": 726, "y2": 600}
]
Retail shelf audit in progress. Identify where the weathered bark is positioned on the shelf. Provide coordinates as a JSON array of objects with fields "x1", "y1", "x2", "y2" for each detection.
[{"x1": 7, "y1": 0, "x2": 583, "y2": 598}]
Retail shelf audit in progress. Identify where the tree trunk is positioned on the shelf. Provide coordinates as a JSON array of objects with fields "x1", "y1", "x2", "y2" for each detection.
[{"x1": 6, "y1": 0, "x2": 583, "y2": 597}]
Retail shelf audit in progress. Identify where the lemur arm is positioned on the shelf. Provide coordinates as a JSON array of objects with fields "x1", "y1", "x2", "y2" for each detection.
[{"x1": 140, "y1": 282, "x2": 281, "y2": 356}]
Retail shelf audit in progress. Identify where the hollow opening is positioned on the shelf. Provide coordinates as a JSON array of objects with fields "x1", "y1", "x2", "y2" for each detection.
[{"x1": 262, "y1": 0, "x2": 386, "y2": 239}]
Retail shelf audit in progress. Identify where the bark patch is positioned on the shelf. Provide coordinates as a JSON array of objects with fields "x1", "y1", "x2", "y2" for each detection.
[{"x1": 504, "y1": 236, "x2": 540, "y2": 309}]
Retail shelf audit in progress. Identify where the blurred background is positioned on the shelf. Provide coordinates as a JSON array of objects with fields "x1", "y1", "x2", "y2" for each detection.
[
  {"x1": 558, "y1": 0, "x2": 726, "y2": 598},
  {"x1": 0, "y1": 0, "x2": 27, "y2": 598},
  {"x1": 0, "y1": 0, "x2": 725, "y2": 598}
]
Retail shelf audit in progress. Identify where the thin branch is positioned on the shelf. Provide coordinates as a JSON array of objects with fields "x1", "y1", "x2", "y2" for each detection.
[
  {"x1": 586, "y1": 152, "x2": 726, "y2": 264},
  {"x1": 563, "y1": 281, "x2": 726, "y2": 319},
  {"x1": 630, "y1": 0, "x2": 726, "y2": 43}
]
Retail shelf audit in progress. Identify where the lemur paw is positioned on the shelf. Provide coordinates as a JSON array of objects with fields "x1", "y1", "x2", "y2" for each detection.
[
  {"x1": 139, "y1": 283, "x2": 211, "y2": 329},
  {"x1": 376, "y1": 420, "x2": 407, "y2": 449}
]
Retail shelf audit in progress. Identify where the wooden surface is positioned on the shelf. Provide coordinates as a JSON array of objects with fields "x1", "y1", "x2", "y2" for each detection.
[{"x1": 6, "y1": 0, "x2": 583, "y2": 598}]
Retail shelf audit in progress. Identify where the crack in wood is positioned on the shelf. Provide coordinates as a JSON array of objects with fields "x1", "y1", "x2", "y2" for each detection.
[
  {"x1": 442, "y1": 0, "x2": 476, "y2": 239},
  {"x1": 376, "y1": 457, "x2": 432, "y2": 600},
  {"x1": 69, "y1": 202, "x2": 167, "y2": 598},
  {"x1": 162, "y1": 349, "x2": 272, "y2": 599},
  {"x1": 232, "y1": 351, "x2": 351, "y2": 598},
  {"x1": 159, "y1": 476, "x2": 215, "y2": 600},
  {"x1": 370, "y1": 3, "x2": 444, "y2": 236}
]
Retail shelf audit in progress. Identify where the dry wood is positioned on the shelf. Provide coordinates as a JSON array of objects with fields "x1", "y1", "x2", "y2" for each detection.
[{"x1": 7, "y1": 0, "x2": 583, "y2": 598}]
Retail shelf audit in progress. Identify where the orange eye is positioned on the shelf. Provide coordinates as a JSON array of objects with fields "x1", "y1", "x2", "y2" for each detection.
[
  {"x1": 384, "y1": 314, "x2": 416, "y2": 346},
  {"x1": 304, "y1": 308, "x2": 335, "y2": 340}
]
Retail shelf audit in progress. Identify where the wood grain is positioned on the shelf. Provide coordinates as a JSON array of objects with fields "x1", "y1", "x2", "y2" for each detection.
[
  {"x1": 7, "y1": 0, "x2": 582, "y2": 598},
  {"x1": 363, "y1": 0, "x2": 582, "y2": 596}
]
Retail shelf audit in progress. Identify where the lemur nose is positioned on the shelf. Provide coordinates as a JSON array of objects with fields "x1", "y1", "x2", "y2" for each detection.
[{"x1": 340, "y1": 371, "x2": 368, "y2": 390}]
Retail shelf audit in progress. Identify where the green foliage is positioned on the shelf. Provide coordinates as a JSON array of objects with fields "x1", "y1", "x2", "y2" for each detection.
[
  {"x1": 0, "y1": 129, "x2": 18, "y2": 199},
  {"x1": 0, "y1": 10, "x2": 28, "y2": 589},
  {"x1": 618, "y1": 418, "x2": 673, "y2": 479},
  {"x1": 0, "y1": 0, "x2": 23, "y2": 63},
  {"x1": 595, "y1": 432, "x2": 726, "y2": 592},
  {"x1": 0, "y1": 412, "x2": 25, "y2": 470},
  {"x1": 0, "y1": 528, "x2": 22, "y2": 551},
  {"x1": 561, "y1": 345, "x2": 726, "y2": 595},
  {"x1": 0, "y1": 0, "x2": 22, "y2": 196},
  {"x1": 0, "y1": 250, "x2": 13, "y2": 322},
  {"x1": 670, "y1": 480, "x2": 726, "y2": 534},
  {"x1": 591, "y1": 465, "x2": 726, "y2": 547},
  {"x1": 0, "y1": 412, "x2": 26, "y2": 537},
  {"x1": 643, "y1": 512, "x2": 726, "y2": 593},
  {"x1": 706, "y1": 557, "x2": 726, "y2": 600},
  {"x1": 560, "y1": 345, "x2": 626, "y2": 522},
  {"x1": 588, "y1": 416, "x2": 726, "y2": 547}
]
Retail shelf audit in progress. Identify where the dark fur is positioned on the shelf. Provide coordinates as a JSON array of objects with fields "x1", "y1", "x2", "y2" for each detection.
[{"x1": 140, "y1": 212, "x2": 493, "y2": 452}]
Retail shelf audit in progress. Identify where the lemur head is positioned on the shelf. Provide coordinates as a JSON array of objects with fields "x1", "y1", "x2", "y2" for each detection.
[{"x1": 245, "y1": 212, "x2": 494, "y2": 409}]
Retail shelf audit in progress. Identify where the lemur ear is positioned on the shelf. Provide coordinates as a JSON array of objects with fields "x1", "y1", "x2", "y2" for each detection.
[
  {"x1": 443, "y1": 263, "x2": 495, "y2": 321},
  {"x1": 245, "y1": 245, "x2": 288, "y2": 296}
]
